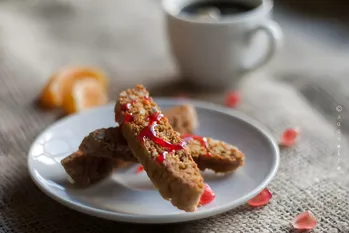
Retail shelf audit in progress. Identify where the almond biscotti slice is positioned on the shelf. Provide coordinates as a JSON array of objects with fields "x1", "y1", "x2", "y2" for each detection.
[
  {"x1": 165, "y1": 104, "x2": 198, "y2": 135},
  {"x1": 181, "y1": 134, "x2": 245, "y2": 173},
  {"x1": 78, "y1": 103, "x2": 199, "y2": 160},
  {"x1": 61, "y1": 104, "x2": 200, "y2": 186},
  {"x1": 61, "y1": 150, "x2": 128, "y2": 185},
  {"x1": 61, "y1": 127, "x2": 134, "y2": 186},
  {"x1": 115, "y1": 85, "x2": 204, "y2": 212},
  {"x1": 70, "y1": 127, "x2": 244, "y2": 175},
  {"x1": 79, "y1": 127, "x2": 137, "y2": 162}
]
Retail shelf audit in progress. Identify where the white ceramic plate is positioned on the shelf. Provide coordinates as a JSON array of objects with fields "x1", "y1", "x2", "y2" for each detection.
[{"x1": 28, "y1": 98, "x2": 279, "y2": 224}]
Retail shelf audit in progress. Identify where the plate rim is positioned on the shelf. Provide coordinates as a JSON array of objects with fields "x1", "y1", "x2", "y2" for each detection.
[{"x1": 28, "y1": 98, "x2": 280, "y2": 224}]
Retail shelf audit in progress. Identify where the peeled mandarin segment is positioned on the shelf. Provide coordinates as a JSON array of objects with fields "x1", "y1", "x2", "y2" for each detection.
[
  {"x1": 38, "y1": 73, "x2": 64, "y2": 109},
  {"x1": 39, "y1": 67, "x2": 80, "y2": 109},
  {"x1": 74, "y1": 79, "x2": 108, "y2": 111},
  {"x1": 60, "y1": 66, "x2": 108, "y2": 99},
  {"x1": 38, "y1": 66, "x2": 108, "y2": 109},
  {"x1": 62, "y1": 78, "x2": 108, "y2": 114}
]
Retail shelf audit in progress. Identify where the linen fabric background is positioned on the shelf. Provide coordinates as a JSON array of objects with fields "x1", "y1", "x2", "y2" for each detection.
[{"x1": 0, "y1": 0, "x2": 348, "y2": 232}]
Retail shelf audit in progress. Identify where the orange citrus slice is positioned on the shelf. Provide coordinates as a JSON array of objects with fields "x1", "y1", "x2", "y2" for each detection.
[
  {"x1": 62, "y1": 78, "x2": 108, "y2": 114},
  {"x1": 39, "y1": 66, "x2": 108, "y2": 109}
]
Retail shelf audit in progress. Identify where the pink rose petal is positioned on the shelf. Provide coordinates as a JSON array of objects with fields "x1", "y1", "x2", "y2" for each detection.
[
  {"x1": 225, "y1": 91, "x2": 240, "y2": 108},
  {"x1": 200, "y1": 183, "x2": 216, "y2": 205},
  {"x1": 280, "y1": 127, "x2": 300, "y2": 147},
  {"x1": 248, "y1": 188, "x2": 272, "y2": 207},
  {"x1": 292, "y1": 211, "x2": 317, "y2": 230}
]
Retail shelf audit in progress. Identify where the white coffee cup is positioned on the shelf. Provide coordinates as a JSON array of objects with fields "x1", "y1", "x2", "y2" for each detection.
[{"x1": 163, "y1": 0, "x2": 283, "y2": 88}]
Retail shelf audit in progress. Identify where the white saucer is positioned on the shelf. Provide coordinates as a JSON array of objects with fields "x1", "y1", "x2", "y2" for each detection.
[{"x1": 28, "y1": 98, "x2": 279, "y2": 224}]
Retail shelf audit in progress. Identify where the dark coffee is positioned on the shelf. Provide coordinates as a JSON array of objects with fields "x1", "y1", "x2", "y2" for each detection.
[{"x1": 180, "y1": 1, "x2": 255, "y2": 17}]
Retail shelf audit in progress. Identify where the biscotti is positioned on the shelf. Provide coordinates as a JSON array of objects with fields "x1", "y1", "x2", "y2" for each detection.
[
  {"x1": 61, "y1": 107, "x2": 244, "y2": 186},
  {"x1": 79, "y1": 127, "x2": 137, "y2": 162},
  {"x1": 81, "y1": 128, "x2": 245, "y2": 173},
  {"x1": 61, "y1": 104, "x2": 201, "y2": 185},
  {"x1": 182, "y1": 134, "x2": 245, "y2": 173},
  {"x1": 115, "y1": 85, "x2": 204, "y2": 212},
  {"x1": 61, "y1": 150, "x2": 127, "y2": 186},
  {"x1": 164, "y1": 104, "x2": 198, "y2": 135},
  {"x1": 66, "y1": 127, "x2": 245, "y2": 175}
]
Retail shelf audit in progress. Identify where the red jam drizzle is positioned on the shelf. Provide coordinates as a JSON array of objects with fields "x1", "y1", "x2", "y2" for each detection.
[
  {"x1": 138, "y1": 112, "x2": 186, "y2": 157},
  {"x1": 118, "y1": 96, "x2": 185, "y2": 164},
  {"x1": 182, "y1": 134, "x2": 211, "y2": 156},
  {"x1": 123, "y1": 113, "x2": 134, "y2": 124},
  {"x1": 136, "y1": 165, "x2": 144, "y2": 173},
  {"x1": 148, "y1": 112, "x2": 164, "y2": 123},
  {"x1": 116, "y1": 100, "x2": 138, "y2": 124},
  {"x1": 116, "y1": 111, "x2": 134, "y2": 126},
  {"x1": 156, "y1": 151, "x2": 168, "y2": 164},
  {"x1": 120, "y1": 100, "x2": 137, "y2": 116},
  {"x1": 120, "y1": 103, "x2": 131, "y2": 111}
]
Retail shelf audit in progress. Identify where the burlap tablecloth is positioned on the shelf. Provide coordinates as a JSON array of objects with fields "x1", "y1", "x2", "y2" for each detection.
[{"x1": 0, "y1": 0, "x2": 348, "y2": 232}]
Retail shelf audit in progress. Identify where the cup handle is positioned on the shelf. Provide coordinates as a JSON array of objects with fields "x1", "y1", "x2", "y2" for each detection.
[{"x1": 242, "y1": 20, "x2": 283, "y2": 72}]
